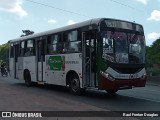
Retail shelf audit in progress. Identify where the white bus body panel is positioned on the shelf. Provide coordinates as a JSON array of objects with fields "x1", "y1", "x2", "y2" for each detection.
[
  {"x1": 9, "y1": 58, "x2": 18, "y2": 78},
  {"x1": 10, "y1": 53, "x2": 83, "y2": 88},
  {"x1": 45, "y1": 53, "x2": 82, "y2": 87},
  {"x1": 18, "y1": 56, "x2": 37, "y2": 82},
  {"x1": 24, "y1": 56, "x2": 36, "y2": 82}
]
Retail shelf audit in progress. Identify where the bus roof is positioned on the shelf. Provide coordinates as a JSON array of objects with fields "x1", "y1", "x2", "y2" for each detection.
[{"x1": 9, "y1": 18, "x2": 142, "y2": 43}]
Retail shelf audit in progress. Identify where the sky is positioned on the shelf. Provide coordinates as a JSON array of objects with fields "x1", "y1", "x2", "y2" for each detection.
[{"x1": 0, "y1": 0, "x2": 160, "y2": 46}]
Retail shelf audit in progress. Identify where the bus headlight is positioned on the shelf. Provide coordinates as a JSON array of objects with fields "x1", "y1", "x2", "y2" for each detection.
[
  {"x1": 141, "y1": 73, "x2": 147, "y2": 80},
  {"x1": 100, "y1": 71, "x2": 115, "y2": 81}
]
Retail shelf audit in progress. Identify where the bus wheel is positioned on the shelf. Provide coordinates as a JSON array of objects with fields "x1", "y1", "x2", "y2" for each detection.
[
  {"x1": 106, "y1": 90, "x2": 118, "y2": 94},
  {"x1": 24, "y1": 71, "x2": 32, "y2": 87},
  {"x1": 69, "y1": 74, "x2": 83, "y2": 95}
]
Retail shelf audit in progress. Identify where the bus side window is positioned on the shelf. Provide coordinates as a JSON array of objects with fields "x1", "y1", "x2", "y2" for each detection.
[
  {"x1": 57, "y1": 44, "x2": 63, "y2": 53},
  {"x1": 25, "y1": 39, "x2": 35, "y2": 56},
  {"x1": 62, "y1": 32, "x2": 69, "y2": 53},
  {"x1": 19, "y1": 41, "x2": 25, "y2": 56},
  {"x1": 67, "y1": 30, "x2": 81, "y2": 53},
  {"x1": 47, "y1": 36, "x2": 51, "y2": 54},
  {"x1": 47, "y1": 34, "x2": 59, "y2": 54}
]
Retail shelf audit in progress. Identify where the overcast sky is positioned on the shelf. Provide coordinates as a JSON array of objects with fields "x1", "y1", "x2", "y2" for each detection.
[{"x1": 0, "y1": 0, "x2": 160, "y2": 46}]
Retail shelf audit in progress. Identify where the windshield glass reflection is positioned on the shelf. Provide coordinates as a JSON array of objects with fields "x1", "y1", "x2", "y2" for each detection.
[
  {"x1": 102, "y1": 31, "x2": 145, "y2": 64},
  {"x1": 114, "y1": 32, "x2": 128, "y2": 63},
  {"x1": 102, "y1": 31, "x2": 115, "y2": 62},
  {"x1": 129, "y1": 34, "x2": 145, "y2": 64}
]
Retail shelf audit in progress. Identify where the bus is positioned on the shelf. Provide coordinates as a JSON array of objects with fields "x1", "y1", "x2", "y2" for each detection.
[{"x1": 8, "y1": 18, "x2": 147, "y2": 95}]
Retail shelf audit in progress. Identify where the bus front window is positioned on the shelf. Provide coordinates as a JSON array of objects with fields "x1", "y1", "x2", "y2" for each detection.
[
  {"x1": 114, "y1": 32, "x2": 129, "y2": 63},
  {"x1": 102, "y1": 31, "x2": 145, "y2": 64},
  {"x1": 129, "y1": 34, "x2": 145, "y2": 64},
  {"x1": 102, "y1": 31, "x2": 115, "y2": 63}
]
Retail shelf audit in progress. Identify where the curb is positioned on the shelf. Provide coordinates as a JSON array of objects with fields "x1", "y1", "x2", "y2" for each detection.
[{"x1": 146, "y1": 82, "x2": 160, "y2": 86}]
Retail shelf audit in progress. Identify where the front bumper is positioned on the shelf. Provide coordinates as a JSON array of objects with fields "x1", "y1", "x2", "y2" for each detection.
[{"x1": 99, "y1": 75, "x2": 147, "y2": 90}]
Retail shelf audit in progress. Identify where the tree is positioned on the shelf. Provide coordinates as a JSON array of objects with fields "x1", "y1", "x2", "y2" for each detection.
[
  {"x1": 0, "y1": 43, "x2": 9, "y2": 64},
  {"x1": 146, "y1": 38, "x2": 160, "y2": 67},
  {"x1": 0, "y1": 30, "x2": 34, "y2": 64},
  {"x1": 142, "y1": 38, "x2": 160, "y2": 76},
  {"x1": 21, "y1": 30, "x2": 34, "y2": 37}
]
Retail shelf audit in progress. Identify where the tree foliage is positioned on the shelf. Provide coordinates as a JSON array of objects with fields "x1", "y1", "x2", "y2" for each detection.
[
  {"x1": 146, "y1": 38, "x2": 160, "y2": 67},
  {"x1": 0, "y1": 43, "x2": 9, "y2": 64},
  {"x1": 21, "y1": 30, "x2": 34, "y2": 37}
]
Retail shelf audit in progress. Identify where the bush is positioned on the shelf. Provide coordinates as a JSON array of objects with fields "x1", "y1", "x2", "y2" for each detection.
[{"x1": 147, "y1": 68, "x2": 160, "y2": 76}]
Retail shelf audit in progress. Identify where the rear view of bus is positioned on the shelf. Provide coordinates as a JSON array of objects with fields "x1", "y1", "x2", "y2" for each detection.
[{"x1": 98, "y1": 19, "x2": 146, "y2": 93}]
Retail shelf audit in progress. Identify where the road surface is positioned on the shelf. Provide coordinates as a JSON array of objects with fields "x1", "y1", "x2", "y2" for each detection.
[{"x1": 0, "y1": 76, "x2": 159, "y2": 120}]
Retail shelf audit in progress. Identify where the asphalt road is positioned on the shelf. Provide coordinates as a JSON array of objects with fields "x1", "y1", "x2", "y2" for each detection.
[{"x1": 0, "y1": 76, "x2": 159, "y2": 120}]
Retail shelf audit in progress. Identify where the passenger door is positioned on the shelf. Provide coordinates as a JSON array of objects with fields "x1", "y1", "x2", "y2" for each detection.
[
  {"x1": 36, "y1": 39, "x2": 46, "y2": 82},
  {"x1": 82, "y1": 30, "x2": 97, "y2": 87},
  {"x1": 13, "y1": 44, "x2": 19, "y2": 78}
]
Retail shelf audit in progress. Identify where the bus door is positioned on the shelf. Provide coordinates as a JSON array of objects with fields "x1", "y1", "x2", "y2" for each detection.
[
  {"x1": 36, "y1": 39, "x2": 46, "y2": 82},
  {"x1": 13, "y1": 44, "x2": 19, "y2": 78},
  {"x1": 82, "y1": 31, "x2": 97, "y2": 88}
]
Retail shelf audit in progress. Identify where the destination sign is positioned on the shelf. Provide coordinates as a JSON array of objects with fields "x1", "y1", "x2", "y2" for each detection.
[{"x1": 104, "y1": 20, "x2": 143, "y2": 32}]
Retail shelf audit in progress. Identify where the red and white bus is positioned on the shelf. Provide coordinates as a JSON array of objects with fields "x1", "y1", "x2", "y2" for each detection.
[{"x1": 8, "y1": 18, "x2": 147, "y2": 95}]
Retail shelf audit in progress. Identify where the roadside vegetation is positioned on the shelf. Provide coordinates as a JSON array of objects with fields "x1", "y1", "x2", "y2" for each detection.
[{"x1": 146, "y1": 38, "x2": 160, "y2": 76}]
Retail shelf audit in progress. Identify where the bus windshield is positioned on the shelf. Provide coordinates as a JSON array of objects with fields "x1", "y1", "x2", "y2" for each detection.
[{"x1": 102, "y1": 31, "x2": 145, "y2": 64}]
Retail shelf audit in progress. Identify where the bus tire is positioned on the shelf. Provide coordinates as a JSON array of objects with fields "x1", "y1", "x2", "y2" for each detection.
[
  {"x1": 106, "y1": 90, "x2": 118, "y2": 94},
  {"x1": 24, "y1": 71, "x2": 32, "y2": 87},
  {"x1": 69, "y1": 74, "x2": 83, "y2": 95}
]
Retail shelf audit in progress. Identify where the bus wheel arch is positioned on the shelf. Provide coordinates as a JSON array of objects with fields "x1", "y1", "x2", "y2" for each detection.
[
  {"x1": 23, "y1": 69, "x2": 32, "y2": 87},
  {"x1": 66, "y1": 70, "x2": 84, "y2": 95}
]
